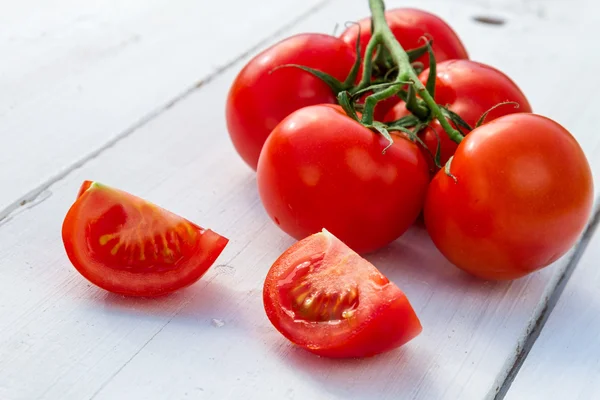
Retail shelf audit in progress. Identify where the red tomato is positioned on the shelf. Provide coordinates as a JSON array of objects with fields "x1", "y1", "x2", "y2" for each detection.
[
  {"x1": 263, "y1": 229, "x2": 422, "y2": 358},
  {"x1": 257, "y1": 105, "x2": 430, "y2": 254},
  {"x1": 340, "y1": 8, "x2": 468, "y2": 70},
  {"x1": 62, "y1": 181, "x2": 229, "y2": 296},
  {"x1": 385, "y1": 60, "x2": 532, "y2": 167},
  {"x1": 424, "y1": 114, "x2": 593, "y2": 280},
  {"x1": 226, "y1": 34, "x2": 356, "y2": 170}
]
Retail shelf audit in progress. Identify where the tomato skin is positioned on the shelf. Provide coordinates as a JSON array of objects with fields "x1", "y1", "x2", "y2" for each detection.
[
  {"x1": 424, "y1": 114, "x2": 593, "y2": 280},
  {"x1": 345, "y1": 8, "x2": 469, "y2": 122},
  {"x1": 263, "y1": 229, "x2": 422, "y2": 358},
  {"x1": 340, "y1": 8, "x2": 468, "y2": 70},
  {"x1": 62, "y1": 182, "x2": 229, "y2": 296},
  {"x1": 385, "y1": 60, "x2": 532, "y2": 168},
  {"x1": 226, "y1": 34, "x2": 356, "y2": 170},
  {"x1": 257, "y1": 105, "x2": 430, "y2": 254}
]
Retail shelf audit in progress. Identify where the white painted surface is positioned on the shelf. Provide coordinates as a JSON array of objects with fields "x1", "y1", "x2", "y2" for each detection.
[
  {"x1": 505, "y1": 229, "x2": 600, "y2": 400},
  {"x1": 1, "y1": 0, "x2": 599, "y2": 399},
  {"x1": 0, "y1": 0, "x2": 324, "y2": 219}
]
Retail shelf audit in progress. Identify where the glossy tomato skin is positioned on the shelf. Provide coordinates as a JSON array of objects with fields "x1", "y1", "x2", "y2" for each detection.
[
  {"x1": 257, "y1": 105, "x2": 430, "y2": 254},
  {"x1": 385, "y1": 60, "x2": 532, "y2": 168},
  {"x1": 226, "y1": 34, "x2": 356, "y2": 170},
  {"x1": 263, "y1": 229, "x2": 422, "y2": 358},
  {"x1": 424, "y1": 114, "x2": 593, "y2": 280},
  {"x1": 340, "y1": 8, "x2": 468, "y2": 70},
  {"x1": 62, "y1": 181, "x2": 229, "y2": 296}
]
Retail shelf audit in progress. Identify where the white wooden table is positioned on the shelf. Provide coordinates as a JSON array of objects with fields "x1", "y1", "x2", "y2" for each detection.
[{"x1": 1, "y1": 0, "x2": 599, "y2": 399}]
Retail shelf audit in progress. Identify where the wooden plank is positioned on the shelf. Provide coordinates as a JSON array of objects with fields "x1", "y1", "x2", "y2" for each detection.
[
  {"x1": 1, "y1": 0, "x2": 599, "y2": 399},
  {"x1": 0, "y1": 0, "x2": 325, "y2": 220},
  {"x1": 504, "y1": 217, "x2": 600, "y2": 400}
]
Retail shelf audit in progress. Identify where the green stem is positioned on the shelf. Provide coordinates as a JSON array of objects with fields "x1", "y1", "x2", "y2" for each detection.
[
  {"x1": 405, "y1": 85, "x2": 429, "y2": 121},
  {"x1": 366, "y1": 0, "x2": 464, "y2": 144},
  {"x1": 354, "y1": 39, "x2": 380, "y2": 93},
  {"x1": 362, "y1": 83, "x2": 402, "y2": 124}
]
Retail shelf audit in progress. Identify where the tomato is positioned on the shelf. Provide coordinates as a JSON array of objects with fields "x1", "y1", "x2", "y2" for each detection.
[
  {"x1": 342, "y1": 9, "x2": 469, "y2": 122},
  {"x1": 385, "y1": 59, "x2": 532, "y2": 168},
  {"x1": 263, "y1": 229, "x2": 422, "y2": 358},
  {"x1": 226, "y1": 33, "x2": 356, "y2": 170},
  {"x1": 257, "y1": 104, "x2": 430, "y2": 254},
  {"x1": 424, "y1": 114, "x2": 593, "y2": 280},
  {"x1": 340, "y1": 8, "x2": 468, "y2": 70},
  {"x1": 62, "y1": 181, "x2": 229, "y2": 296}
]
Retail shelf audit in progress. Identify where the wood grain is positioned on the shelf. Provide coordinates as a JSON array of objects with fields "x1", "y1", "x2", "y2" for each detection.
[
  {"x1": 1, "y1": 0, "x2": 599, "y2": 399},
  {"x1": 504, "y1": 219, "x2": 600, "y2": 400},
  {"x1": 0, "y1": 0, "x2": 325, "y2": 220}
]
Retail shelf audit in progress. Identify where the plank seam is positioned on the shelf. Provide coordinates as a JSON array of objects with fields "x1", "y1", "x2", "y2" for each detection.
[
  {"x1": 493, "y1": 203, "x2": 600, "y2": 399},
  {"x1": 0, "y1": 0, "x2": 331, "y2": 225},
  {"x1": 87, "y1": 309, "x2": 182, "y2": 400}
]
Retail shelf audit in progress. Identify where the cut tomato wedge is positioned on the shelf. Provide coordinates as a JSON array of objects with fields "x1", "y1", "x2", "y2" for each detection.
[
  {"x1": 62, "y1": 181, "x2": 228, "y2": 296},
  {"x1": 263, "y1": 229, "x2": 422, "y2": 358}
]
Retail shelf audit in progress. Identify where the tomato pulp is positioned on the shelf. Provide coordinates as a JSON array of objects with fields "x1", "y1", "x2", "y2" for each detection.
[
  {"x1": 263, "y1": 229, "x2": 422, "y2": 358},
  {"x1": 226, "y1": 33, "x2": 356, "y2": 170},
  {"x1": 257, "y1": 104, "x2": 430, "y2": 254},
  {"x1": 62, "y1": 181, "x2": 229, "y2": 296},
  {"x1": 424, "y1": 114, "x2": 593, "y2": 280}
]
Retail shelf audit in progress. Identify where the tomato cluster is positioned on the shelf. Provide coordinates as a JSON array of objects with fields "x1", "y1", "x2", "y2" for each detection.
[{"x1": 61, "y1": 2, "x2": 593, "y2": 361}]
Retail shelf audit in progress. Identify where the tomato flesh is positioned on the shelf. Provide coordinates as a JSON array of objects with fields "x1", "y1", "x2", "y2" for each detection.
[
  {"x1": 263, "y1": 229, "x2": 422, "y2": 358},
  {"x1": 62, "y1": 181, "x2": 229, "y2": 296},
  {"x1": 424, "y1": 114, "x2": 593, "y2": 280}
]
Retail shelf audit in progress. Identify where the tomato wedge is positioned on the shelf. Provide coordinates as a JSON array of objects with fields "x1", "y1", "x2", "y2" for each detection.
[
  {"x1": 62, "y1": 181, "x2": 229, "y2": 296},
  {"x1": 263, "y1": 229, "x2": 422, "y2": 358}
]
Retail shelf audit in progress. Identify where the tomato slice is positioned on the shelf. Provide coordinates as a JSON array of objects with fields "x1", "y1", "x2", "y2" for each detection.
[
  {"x1": 62, "y1": 181, "x2": 229, "y2": 296},
  {"x1": 263, "y1": 229, "x2": 422, "y2": 358}
]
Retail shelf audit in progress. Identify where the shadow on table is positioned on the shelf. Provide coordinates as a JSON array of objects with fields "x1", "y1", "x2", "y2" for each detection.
[
  {"x1": 368, "y1": 223, "x2": 547, "y2": 311},
  {"x1": 265, "y1": 223, "x2": 556, "y2": 399},
  {"x1": 271, "y1": 342, "x2": 442, "y2": 400},
  {"x1": 366, "y1": 223, "x2": 508, "y2": 290},
  {"x1": 98, "y1": 278, "x2": 252, "y2": 330}
]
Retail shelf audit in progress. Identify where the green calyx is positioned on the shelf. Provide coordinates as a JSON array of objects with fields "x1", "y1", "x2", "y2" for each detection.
[{"x1": 268, "y1": 0, "x2": 483, "y2": 164}]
